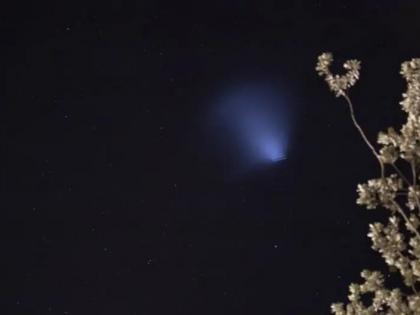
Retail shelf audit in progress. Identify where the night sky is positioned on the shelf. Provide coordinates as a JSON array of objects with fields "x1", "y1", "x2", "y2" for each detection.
[{"x1": 3, "y1": 1, "x2": 420, "y2": 314}]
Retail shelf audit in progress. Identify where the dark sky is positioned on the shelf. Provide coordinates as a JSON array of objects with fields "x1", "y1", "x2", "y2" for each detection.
[{"x1": 2, "y1": 1, "x2": 420, "y2": 314}]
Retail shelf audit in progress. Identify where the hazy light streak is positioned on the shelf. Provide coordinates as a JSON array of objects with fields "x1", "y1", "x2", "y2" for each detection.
[{"x1": 209, "y1": 82, "x2": 291, "y2": 170}]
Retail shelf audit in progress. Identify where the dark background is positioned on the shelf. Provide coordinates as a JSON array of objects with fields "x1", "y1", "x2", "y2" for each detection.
[{"x1": 2, "y1": 1, "x2": 419, "y2": 314}]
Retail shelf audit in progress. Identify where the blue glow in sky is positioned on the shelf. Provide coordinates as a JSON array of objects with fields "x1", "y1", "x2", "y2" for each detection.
[{"x1": 208, "y1": 81, "x2": 292, "y2": 171}]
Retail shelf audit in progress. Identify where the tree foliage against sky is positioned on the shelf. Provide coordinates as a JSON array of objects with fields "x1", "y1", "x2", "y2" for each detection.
[{"x1": 317, "y1": 53, "x2": 420, "y2": 314}]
